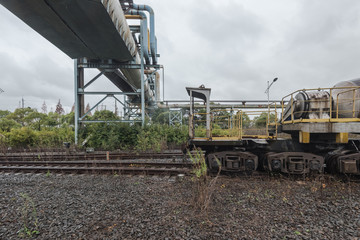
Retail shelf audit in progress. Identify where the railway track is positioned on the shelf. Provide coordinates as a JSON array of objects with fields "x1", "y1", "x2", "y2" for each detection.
[
  {"x1": 0, "y1": 160, "x2": 192, "y2": 176},
  {"x1": 1, "y1": 156, "x2": 359, "y2": 182},
  {"x1": 0, "y1": 151, "x2": 188, "y2": 162}
]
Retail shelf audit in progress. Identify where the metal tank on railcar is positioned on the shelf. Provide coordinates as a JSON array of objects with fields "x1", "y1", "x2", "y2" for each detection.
[{"x1": 332, "y1": 79, "x2": 360, "y2": 119}]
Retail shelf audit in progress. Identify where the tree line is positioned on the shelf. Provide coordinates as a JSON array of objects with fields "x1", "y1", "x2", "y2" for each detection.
[
  {"x1": 0, "y1": 105, "x2": 275, "y2": 151},
  {"x1": 0, "y1": 107, "x2": 188, "y2": 151}
]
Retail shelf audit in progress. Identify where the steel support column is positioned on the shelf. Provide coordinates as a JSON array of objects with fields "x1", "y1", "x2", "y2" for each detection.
[
  {"x1": 74, "y1": 59, "x2": 85, "y2": 145},
  {"x1": 140, "y1": 23, "x2": 145, "y2": 127}
]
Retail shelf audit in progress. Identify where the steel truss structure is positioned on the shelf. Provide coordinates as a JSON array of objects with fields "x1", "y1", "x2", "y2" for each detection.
[
  {"x1": 169, "y1": 109, "x2": 183, "y2": 126},
  {"x1": 74, "y1": 57, "x2": 160, "y2": 144}
]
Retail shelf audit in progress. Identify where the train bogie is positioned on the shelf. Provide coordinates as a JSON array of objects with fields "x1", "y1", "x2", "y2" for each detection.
[
  {"x1": 264, "y1": 152, "x2": 324, "y2": 174},
  {"x1": 207, "y1": 151, "x2": 258, "y2": 172}
]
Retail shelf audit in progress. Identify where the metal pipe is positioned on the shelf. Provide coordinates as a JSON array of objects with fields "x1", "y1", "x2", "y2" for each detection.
[
  {"x1": 156, "y1": 103, "x2": 278, "y2": 109},
  {"x1": 139, "y1": 19, "x2": 146, "y2": 127},
  {"x1": 160, "y1": 100, "x2": 285, "y2": 103},
  {"x1": 81, "y1": 120, "x2": 142, "y2": 123},
  {"x1": 132, "y1": 3, "x2": 157, "y2": 64},
  {"x1": 155, "y1": 72, "x2": 160, "y2": 102},
  {"x1": 127, "y1": 10, "x2": 150, "y2": 65}
]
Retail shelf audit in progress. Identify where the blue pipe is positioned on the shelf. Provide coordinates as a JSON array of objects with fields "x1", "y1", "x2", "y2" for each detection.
[
  {"x1": 128, "y1": 10, "x2": 150, "y2": 65},
  {"x1": 132, "y1": 4, "x2": 157, "y2": 64}
]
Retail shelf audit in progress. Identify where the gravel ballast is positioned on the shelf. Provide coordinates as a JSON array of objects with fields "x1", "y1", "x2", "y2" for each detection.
[{"x1": 0, "y1": 173, "x2": 360, "y2": 239}]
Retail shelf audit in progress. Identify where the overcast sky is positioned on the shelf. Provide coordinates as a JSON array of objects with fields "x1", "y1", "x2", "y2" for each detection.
[{"x1": 0, "y1": 0, "x2": 360, "y2": 113}]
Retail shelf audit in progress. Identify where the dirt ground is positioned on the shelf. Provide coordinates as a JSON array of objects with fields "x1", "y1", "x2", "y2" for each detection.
[{"x1": 0, "y1": 173, "x2": 360, "y2": 239}]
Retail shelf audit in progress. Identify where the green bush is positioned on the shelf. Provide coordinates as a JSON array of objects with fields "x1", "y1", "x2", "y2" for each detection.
[
  {"x1": 35, "y1": 128, "x2": 74, "y2": 147},
  {"x1": 82, "y1": 122, "x2": 139, "y2": 150},
  {"x1": 0, "y1": 108, "x2": 189, "y2": 151},
  {"x1": 80, "y1": 122, "x2": 188, "y2": 151},
  {"x1": 135, "y1": 127, "x2": 166, "y2": 152},
  {"x1": 0, "y1": 118, "x2": 21, "y2": 132},
  {"x1": 166, "y1": 125, "x2": 188, "y2": 146},
  {"x1": 6, "y1": 127, "x2": 37, "y2": 147}
]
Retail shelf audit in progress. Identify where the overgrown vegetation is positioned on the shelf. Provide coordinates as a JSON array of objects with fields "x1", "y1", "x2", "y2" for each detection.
[
  {"x1": 82, "y1": 121, "x2": 188, "y2": 151},
  {"x1": 18, "y1": 193, "x2": 40, "y2": 238},
  {"x1": 0, "y1": 108, "x2": 188, "y2": 151},
  {"x1": 0, "y1": 108, "x2": 74, "y2": 148},
  {"x1": 190, "y1": 149, "x2": 221, "y2": 214},
  {"x1": 0, "y1": 106, "x2": 274, "y2": 151}
]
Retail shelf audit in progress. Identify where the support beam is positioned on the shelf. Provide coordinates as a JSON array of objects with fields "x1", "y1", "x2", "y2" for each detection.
[
  {"x1": 78, "y1": 91, "x2": 140, "y2": 95},
  {"x1": 80, "y1": 95, "x2": 109, "y2": 121},
  {"x1": 74, "y1": 59, "x2": 85, "y2": 145},
  {"x1": 83, "y1": 70, "x2": 105, "y2": 89},
  {"x1": 78, "y1": 62, "x2": 161, "y2": 69},
  {"x1": 140, "y1": 23, "x2": 145, "y2": 127}
]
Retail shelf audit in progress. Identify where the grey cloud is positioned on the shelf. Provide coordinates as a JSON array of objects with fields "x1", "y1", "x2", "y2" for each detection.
[
  {"x1": 289, "y1": 0, "x2": 360, "y2": 46},
  {"x1": 246, "y1": 0, "x2": 360, "y2": 99},
  {"x1": 0, "y1": 51, "x2": 74, "y2": 110},
  {"x1": 190, "y1": 1, "x2": 265, "y2": 48},
  {"x1": 158, "y1": 1, "x2": 267, "y2": 100},
  {"x1": 1, "y1": 0, "x2": 360, "y2": 109}
]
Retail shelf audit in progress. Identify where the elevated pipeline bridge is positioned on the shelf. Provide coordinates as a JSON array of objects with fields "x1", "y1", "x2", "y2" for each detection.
[
  {"x1": 0, "y1": 0, "x2": 284, "y2": 144},
  {"x1": 0, "y1": 0, "x2": 161, "y2": 143}
]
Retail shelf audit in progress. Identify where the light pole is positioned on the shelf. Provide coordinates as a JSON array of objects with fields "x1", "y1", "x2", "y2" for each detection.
[
  {"x1": 265, "y1": 78, "x2": 278, "y2": 134},
  {"x1": 265, "y1": 78, "x2": 278, "y2": 105}
]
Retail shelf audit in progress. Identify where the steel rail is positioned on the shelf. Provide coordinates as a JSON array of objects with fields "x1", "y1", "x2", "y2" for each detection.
[
  {"x1": 0, "y1": 161, "x2": 191, "y2": 175},
  {"x1": 0, "y1": 152, "x2": 188, "y2": 161},
  {"x1": 0, "y1": 161, "x2": 192, "y2": 168}
]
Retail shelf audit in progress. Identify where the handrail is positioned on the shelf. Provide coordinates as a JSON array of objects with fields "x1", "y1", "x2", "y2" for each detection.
[
  {"x1": 280, "y1": 85, "x2": 360, "y2": 124},
  {"x1": 191, "y1": 107, "x2": 278, "y2": 140}
]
